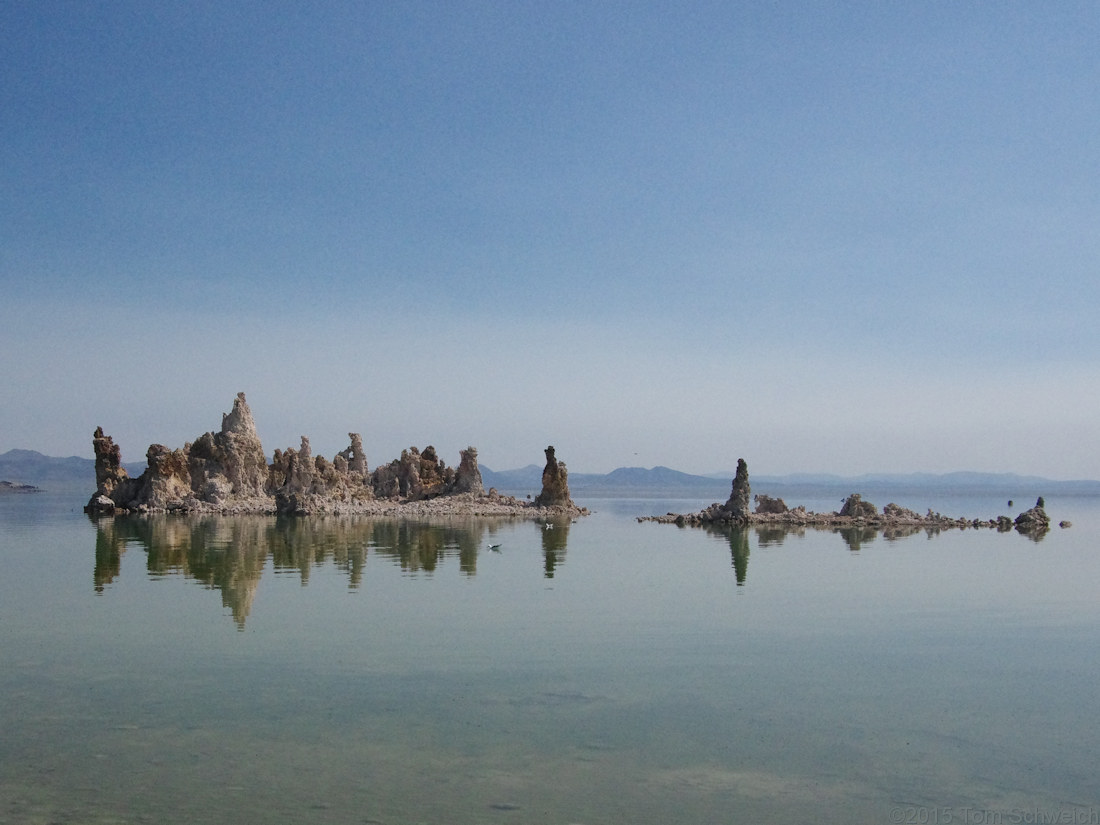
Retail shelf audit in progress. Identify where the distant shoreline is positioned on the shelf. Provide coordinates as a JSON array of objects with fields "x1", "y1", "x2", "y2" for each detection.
[
  {"x1": 4, "y1": 448, "x2": 1099, "y2": 498},
  {"x1": 0, "y1": 480, "x2": 42, "y2": 494}
]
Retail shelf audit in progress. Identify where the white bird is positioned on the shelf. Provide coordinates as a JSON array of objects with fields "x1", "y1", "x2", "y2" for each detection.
[{"x1": 487, "y1": 543, "x2": 502, "y2": 551}]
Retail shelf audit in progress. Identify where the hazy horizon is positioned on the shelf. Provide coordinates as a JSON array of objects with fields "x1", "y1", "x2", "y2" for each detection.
[
  {"x1": 3, "y1": 3, "x2": 1097, "y2": 479},
  {"x1": 4, "y1": 442, "x2": 1099, "y2": 487}
]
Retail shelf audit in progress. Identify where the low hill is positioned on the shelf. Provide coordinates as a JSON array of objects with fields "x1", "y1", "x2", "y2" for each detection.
[
  {"x1": 0, "y1": 449, "x2": 143, "y2": 493},
  {"x1": 5, "y1": 448, "x2": 1098, "y2": 498},
  {"x1": 479, "y1": 464, "x2": 543, "y2": 492},
  {"x1": 0, "y1": 449, "x2": 97, "y2": 492}
]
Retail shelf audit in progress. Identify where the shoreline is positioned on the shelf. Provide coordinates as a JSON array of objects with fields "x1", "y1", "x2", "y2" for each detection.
[{"x1": 87, "y1": 491, "x2": 587, "y2": 519}]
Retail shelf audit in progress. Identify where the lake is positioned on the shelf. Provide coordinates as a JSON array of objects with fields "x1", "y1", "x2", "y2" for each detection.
[{"x1": 1, "y1": 489, "x2": 1098, "y2": 825}]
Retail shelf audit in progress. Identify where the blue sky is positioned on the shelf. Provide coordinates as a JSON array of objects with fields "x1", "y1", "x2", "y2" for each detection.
[{"x1": 2, "y1": 1, "x2": 1098, "y2": 478}]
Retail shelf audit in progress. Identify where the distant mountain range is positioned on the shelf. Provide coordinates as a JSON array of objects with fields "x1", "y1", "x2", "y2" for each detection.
[
  {"x1": 3, "y1": 448, "x2": 1098, "y2": 497},
  {"x1": 480, "y1": 464, "x2": 1100, "y2": 497},
  {"x1": 0, "y1": 449, "x2": 144, "y2": 493},
  {"x1": 481, "y1": 464, "x2": 734, "y2": 495}
]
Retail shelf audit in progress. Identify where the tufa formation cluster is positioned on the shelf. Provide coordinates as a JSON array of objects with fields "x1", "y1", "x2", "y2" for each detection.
[
  {"x1": 640, "y1": 459, "x2": 1057, "y2": 538},
  {"x1": 85, "y1": 393, "x2": 583, "y2": 518}
]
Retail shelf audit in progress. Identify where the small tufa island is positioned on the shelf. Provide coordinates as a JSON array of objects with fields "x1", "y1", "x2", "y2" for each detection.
[
  {"x1": 639, "y1": 459, "x2": 1059, "y2": 537},
  {"x1": 84, "y1": 393, "x2": 586, "y2": 519},
  {"x1": 0, "y1": 480, "x2": 43, "y2": 494}
]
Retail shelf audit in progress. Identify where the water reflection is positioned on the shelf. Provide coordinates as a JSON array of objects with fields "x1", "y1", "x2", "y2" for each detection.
[
  {"x1": 697, "y1": 519, "x2": 1048, "y2": 586},
  {"x1": 94, "y1": 516, "x2": 275, "y2": 626},
  {"x1": 91, "y1": 515, "x2": 556, "y2": 626},
  {"x1": 539, "y1": 517, "x2": 573, "y2": 578},
  {"x1": 700, "y1": 525, "x2": 751, "y2": 584},
  {"x1": 837, "y1": 526, "x2": 879, "y2": 552}
]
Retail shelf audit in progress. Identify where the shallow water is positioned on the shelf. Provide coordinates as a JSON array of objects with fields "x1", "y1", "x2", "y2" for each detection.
[{"x1": 1, "y1": 490, "x2": 1098, "y2": 824}]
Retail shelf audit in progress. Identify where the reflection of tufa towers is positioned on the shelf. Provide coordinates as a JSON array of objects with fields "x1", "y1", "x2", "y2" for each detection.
[
  {"x1": 703, "y1": 524, "x2": 750, "y2": 585},
  {"x1": 539, "y1": 516, "x2": 572, "y2": 578},
  {"x1": 91, "y1": 514, "x2": 526, "y2": 625}
]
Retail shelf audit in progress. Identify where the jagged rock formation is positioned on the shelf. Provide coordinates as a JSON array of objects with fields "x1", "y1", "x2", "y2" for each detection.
[
  {"x1": 1013, "y1": 498, "x2": 1051, "y2": 532},
  {"x1": 838, "y1": 493, "x2": 878, "y2": 519},
  {"x1": 882, "y1": 502, "x2": 922, "y2": 521},
  {"x1": 754, "y1": 494, "x2": 788, "y2": 514},
  {"x1": 85, "y1": 393, "x2": 586, "y2": 519},
  {"x1": 639, "y1": 460, "x2": 1056, "y2": 538},
  {"x1": 92, "y1": 427, "x2": 128, "y2": 497},
  {"x1": 673, "y1": 457, "x2": 753, "y2": 524},
  {"x1": 725, "y1": 458, "x2": 751, "y2": 517},
  {"x1": 145, "y1": 444, "x2": 192, "y2": 504},
  {"x1": 454, "y1": 447, "x2": 485, "y2": 495},
  {"x1": 367, "y1": 445, "x2": 459, "y2": 501},
  {"x1": 534, "y1": 446, "x2": 572, "y2": 507},
  {"x1": 337, "y1": 433, "x2": 368, "y2": 479}
]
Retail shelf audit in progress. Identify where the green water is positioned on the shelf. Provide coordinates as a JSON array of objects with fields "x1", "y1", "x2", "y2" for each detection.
[{"x1": 1, "y1": 492, "x2": 1098, "y2": 824}]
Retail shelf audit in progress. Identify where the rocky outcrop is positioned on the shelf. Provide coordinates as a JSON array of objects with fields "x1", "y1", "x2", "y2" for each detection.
[
  {"x1": 92, "y1": 427, "x2": 129, "y2": 497},
  {"x1": 1013, "y1": 498, "x2": 1051, "y2": 532},
  {"x1": 144, "y1": 444, "x2": 192, "y2": 504},
  {"x1": 454, "y1": 447, "x2": 485, "y2": 495},
  {"x1": 85, "y1": 393, "x2": 586, "y2": 519},
  {"x1": 725, "y1": 458, "x2": 751, "y2": 518},
  {"x1": 882, "y1": 502, "x2": 922, "y2": 521},
  {"x1": 534, "y1": 446, "x2": 573, "y2": 507},
  {"x1": 184, "y1": 392, "x2": 269, "y2": 501},
  {"x1": 337, "y1": 433, "x2": 368, "y2": 480},
  {"x1": 365, "y1": 445, "x2": 457, "y2": 501},
  {"x1": 640, "y1": 461, "x2": 1056, "y2": 538},
  {"x1": 661, "y1": 458, "x2": 754, "y2": 525},
  {"x1": 839, "y1": 493, "x2": 877, "y2": 519},
  {"x1": 753, "y1": 494, "x2": 788, "y2": 514}
]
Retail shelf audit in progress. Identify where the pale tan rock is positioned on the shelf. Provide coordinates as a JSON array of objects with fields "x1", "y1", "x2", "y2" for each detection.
[
  {"x1": 535, "y1": 446, "x2": 572, "y2": 507},
  {"x1": 454, "y1": 447, "x2": 485, "y2": 495},
  {"x1": 85, "y1": 393, "x2": 585, "y2": 520}
]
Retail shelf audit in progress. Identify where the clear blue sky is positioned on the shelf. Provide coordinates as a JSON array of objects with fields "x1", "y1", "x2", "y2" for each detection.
[{"x1": 2, "y1": 1, "x2": 1097, "y2": 478}]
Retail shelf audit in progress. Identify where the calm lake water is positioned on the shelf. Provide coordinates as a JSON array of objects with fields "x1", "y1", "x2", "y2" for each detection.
[{"x1": 2, "y1": 489, "x2": 1099, "y2": 825}]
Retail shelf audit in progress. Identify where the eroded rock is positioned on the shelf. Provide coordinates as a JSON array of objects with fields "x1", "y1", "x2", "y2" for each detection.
[
  {"x1": 1013, "y1": 497, "x2": 1051, "y2": 535},
  {"x1": 724, "y1": 458, "x2": 751, "y2": 518},
  {"x1": 883, "y1": 502, "x2": 922, "y2": 521},
  {"x1": 454, "y1": 447, "x2": 485, "y2": 495},
  {"x1": 754, "y1": 493, "x2": 788, "y2": 515},
  {"x1": 639, "y1": 462, "x2": 1055, "y2": 540},
  {"x1": 92, "y1": 426, "x2": 128, "y2": 497},
  {"x1": 839, "y1": 493, "x2": 878, "y2": 519},
  {"x1": 85, "y1": 393, "x2": 584, "y2": 519},
  {"x1": 338, "y1": 433, "x2": 368, "y2": 479},
  {"x1": 535, "y1": 446, "x2": 572, "y2": 507}
]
